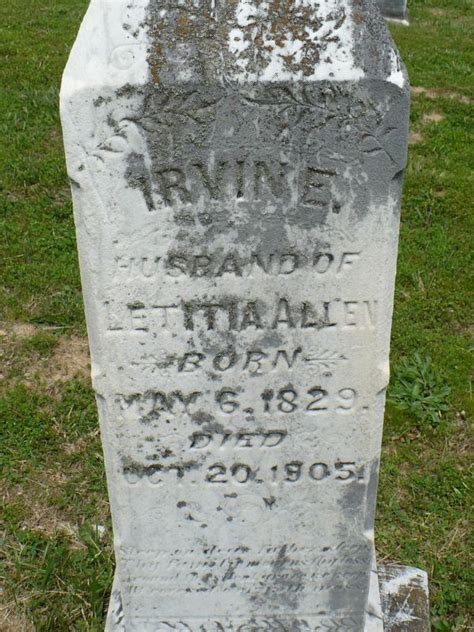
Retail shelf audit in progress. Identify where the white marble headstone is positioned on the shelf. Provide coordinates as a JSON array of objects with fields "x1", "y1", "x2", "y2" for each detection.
[{"x1": 61, "y1": 1, "x2": 409, "y2": 630}]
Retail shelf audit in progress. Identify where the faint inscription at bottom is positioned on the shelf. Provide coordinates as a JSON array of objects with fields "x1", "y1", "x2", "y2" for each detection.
[{"x1": 126, "y1": 616, "x2": 362, "y2": 632}]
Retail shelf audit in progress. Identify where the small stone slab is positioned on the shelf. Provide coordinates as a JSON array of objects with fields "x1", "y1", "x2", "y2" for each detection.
[
  {"x1": 376, "y1": 0, "x2": 409, "y2": 22},
  {"x1": 379, "y1": 565, "x2": 430, "y2": 631}
]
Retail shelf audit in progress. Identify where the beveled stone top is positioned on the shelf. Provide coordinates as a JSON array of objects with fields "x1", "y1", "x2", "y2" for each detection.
[{"x1": 62, "y1": 0, "x2": 407, "y2": 96}]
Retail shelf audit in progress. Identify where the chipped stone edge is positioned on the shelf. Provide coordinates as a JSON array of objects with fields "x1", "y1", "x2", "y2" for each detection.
[
  {"x1": 105, "y1": 574, "x2": 125, "y2": 632},
  {"x1": 365, "y1": 547, "x2": 384, "y2": 631},
  {"x1": 385, "y1": 16, "x2": 410, "y2": 26}
]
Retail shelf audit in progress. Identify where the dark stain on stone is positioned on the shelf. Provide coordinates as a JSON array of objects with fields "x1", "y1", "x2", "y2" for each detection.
[
  {"x1": 365, "y1": 458, "x2": 380, "y2": 531},
  {"x1": 155, "y1": 447, "x2": 174, "y2": 459},
  {"x1": 93, "y1": 95, "x2": 112, "y2": 107},
  {"x1": 115, "y1": 83, "x2": 141, "y2": 99},
  {"x1": 190, "y1": 410, "x2": 214, "y2": 426},
  {"x1": 125, "y1": 152, "x2": 155, "y2": 212},
  {"x1": 139, "y1": 0, "x2": 410, "y2": 240},
  {"x1": 191, "y1": 414, "x2": 228, "y2": 436},
  {"x1": 146, "y1": 1, "x2": 348, "y2": 82},
  {"x1": 250, "y1": 544, "x2": 304, "y2": 611},
  {"x1": 121, "y1": 456, "x2": 199, "y2": 479},
  {"x1": 118, "y1": 79, "x2": 408, "y2": 264},
  {"x1": 323, "y1": 468, "x2": 374, "y2": 620}
]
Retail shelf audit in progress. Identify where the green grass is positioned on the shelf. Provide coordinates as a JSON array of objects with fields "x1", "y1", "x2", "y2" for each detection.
[{"x1": 0, "y1": 0, "x2": 473, "y2": 629}]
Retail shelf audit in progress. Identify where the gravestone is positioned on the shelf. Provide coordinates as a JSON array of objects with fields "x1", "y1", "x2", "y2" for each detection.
[
  {"x1": 61, "y1": 1, "x2": 411, "y2": 630},
  {"x1": 376, "y1": 0, "x2": 408, "y2": 22}
]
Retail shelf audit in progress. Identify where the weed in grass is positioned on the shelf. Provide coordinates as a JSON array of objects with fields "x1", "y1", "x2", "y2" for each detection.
[{"x1": 388, "y1": 353, "x2": 451, "y2": 427}]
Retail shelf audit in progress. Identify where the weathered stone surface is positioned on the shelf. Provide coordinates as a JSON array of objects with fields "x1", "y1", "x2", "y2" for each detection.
[
  {"x1": 107, "y1": 563, "x2": 431, "y2": 631},
  {"x1": 379, "y1": 566, "x2": 430, "y2": 631},
  {"x1": 61, "y1": 1, "x2": 409, "y2": 630}
]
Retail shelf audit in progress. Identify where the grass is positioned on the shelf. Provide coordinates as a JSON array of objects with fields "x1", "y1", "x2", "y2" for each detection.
[{"x1": 0, "y1": 0, "x2": 472, "y2": 629}]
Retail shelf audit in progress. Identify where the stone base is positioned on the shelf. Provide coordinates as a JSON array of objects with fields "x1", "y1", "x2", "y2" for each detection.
[
  {"x1": 378, "y1": 565, "x2": 430, "y2": 631},
  {"x1": 376, "y1": 0, "x2": 409, "y2": 23},
  {"x1": 106, "y1": 565, "x2": 429, "y2": 631}
]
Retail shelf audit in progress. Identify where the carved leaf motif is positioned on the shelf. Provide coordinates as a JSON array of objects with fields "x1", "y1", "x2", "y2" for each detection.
[
  {"x1": 157, "y1": 622, "x2": 193, "y2": 631},
  {"x1": 305, "y1": 350, "x2": 347, "y2": 370},
  {"x1": 94, "y1": 121, "x2": 146, "y2": 158},
  {"x1": 139, "y1": 89, "x2": 223, "y2": 132}
]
